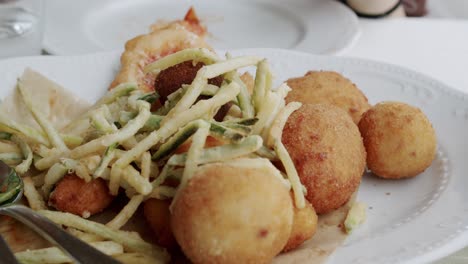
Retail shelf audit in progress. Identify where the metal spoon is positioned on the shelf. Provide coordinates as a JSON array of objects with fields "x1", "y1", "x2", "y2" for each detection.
[{"x1": 0, "y1": 161, "x2": 121, "y2": 264}]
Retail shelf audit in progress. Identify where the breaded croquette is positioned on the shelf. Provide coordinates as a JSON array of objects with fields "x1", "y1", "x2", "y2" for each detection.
[
  {"x1": 143, "y1": 198, "x2": 177, "y2": 249},
  {"x1": 283, "y1": 198, "x2": 318, "y2": 252},
  {"x1": 286, "y1": 71, "x2": 371, "y2": 124},
  {"x1": 282, "y1": 104, "x2": 366, "y2": 214},
  {"x1": 171, "y1": 162, "x2": 293, "y2": 264},
  {"x1": 358, "y1": 101, "x2": 436, "y2": 179},
  {"x1": 49, "y1": 174, "x2": 114, "y2": 217}
]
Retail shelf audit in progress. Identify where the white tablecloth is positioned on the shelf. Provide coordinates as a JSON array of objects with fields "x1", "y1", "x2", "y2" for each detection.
[
  {"x1": 343, "y1": 17, "x2": 468, "y2": 264},
  {"x1": 343, "y1": 18, "x2": 468, "y2": 92}
]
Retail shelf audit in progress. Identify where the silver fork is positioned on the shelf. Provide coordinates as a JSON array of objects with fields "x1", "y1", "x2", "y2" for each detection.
[{"x1": 0, "y1": 235, "x2": 20, "y2": 264}]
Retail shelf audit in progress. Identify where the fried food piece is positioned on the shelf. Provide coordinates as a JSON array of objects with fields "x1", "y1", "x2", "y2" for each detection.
[
  {"x1": 153, "y1": 60, "x2": 228, "y2": 120},
  {"x1": 286, "y1": 71, "x2": 371, "y2": 124},
  {"x1": 154, "y1": 61, "x2": 223, "y2": 104},
  {"x1": 358, "y1": 101, "x2": 436, "y2": 179},
  {"x1": 171, "y1": 163, "x2": 293, "y2": 264},
  {"x1": 283, "y1": 198, "x2": 318, "y2": 252},
  {"x1": 282, "y1": 104, "x2": 366, "y2": 214},
  {"x1": 49, "y1": 174, "x2": 114, "y2": 217},
  {"x1": 143, "y1": 198, "x2": 177, "y2": 249},
  {"x1": 110, "y1": 8, "x2": 212, "y2": 92}
]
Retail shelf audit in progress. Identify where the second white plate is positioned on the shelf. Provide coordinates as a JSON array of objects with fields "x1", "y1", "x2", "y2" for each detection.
[{"x1": 44, "y1": 0, "x2": 360, "y2": 55}]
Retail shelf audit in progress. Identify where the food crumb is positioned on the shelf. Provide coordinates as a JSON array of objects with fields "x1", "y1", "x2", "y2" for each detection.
[{"x1": 344, "y1": 201, "x2": 367, "y2": 234}]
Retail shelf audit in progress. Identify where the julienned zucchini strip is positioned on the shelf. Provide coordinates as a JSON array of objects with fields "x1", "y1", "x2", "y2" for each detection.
[{"x1": 167, "y1": 135, "x2": 263, "y2": 166}]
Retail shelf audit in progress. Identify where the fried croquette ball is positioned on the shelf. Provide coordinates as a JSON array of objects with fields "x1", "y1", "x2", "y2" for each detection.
[
  {"x1": 283, "y1": 198, "x2": 318, "y2": 252},
  {"x1": 286, "y1": 71, "x2": 371, "y2": 124},
  {"x1": 154, "y1": 60, "x2": 223, "y2": 104},
  {"x1": 143, "y1": 198, "x2": 177, "y2": 249},
  {"x1": 171, "y1": 163, "x2": 293, "y2": 264},
  {"x1": 358, "y1": 101, "x2": 436, "y2": 179},
  {"x1": 49, "y1": 174, "x2": 114, "y2": 217},
  {"x1": 282, "y1": 104, "x2": 366, "y2": 214},
  {"x1": 153, "y1": 60, "x2": 227, "y2": 120}
]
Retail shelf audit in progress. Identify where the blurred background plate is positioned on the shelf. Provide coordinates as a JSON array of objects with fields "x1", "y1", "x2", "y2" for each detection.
[{"x1": 44, "y1": 0, "x2": 360, "y2": 55}]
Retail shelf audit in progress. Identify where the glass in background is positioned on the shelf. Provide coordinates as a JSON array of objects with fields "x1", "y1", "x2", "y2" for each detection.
[{"x1": 0, "y1": 0, "x2": 44, "y2": 58}]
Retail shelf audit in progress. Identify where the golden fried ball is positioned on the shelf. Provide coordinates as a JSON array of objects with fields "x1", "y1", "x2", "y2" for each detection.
[
  {"x1": 282, "y1": 104, "x2": 366, "y2": 214},
  {"x1": 286, "y1": 71, "x2": 371, "y2": 124},
  {"x1": 171, "y1": 163, "x2": 293, "y2": 264},
  {"x1": 283, "y1": 197, "x2": 318, "y2": 252},
  {"x1": 49, "y1": 174, "x2": 114, "y2": 217},
  {"x1": 143, "y1": 198, "x2": 177, "y2": 249},
  {"x1": 358, "y1": 101, "x2": 436, "y2": 179}
]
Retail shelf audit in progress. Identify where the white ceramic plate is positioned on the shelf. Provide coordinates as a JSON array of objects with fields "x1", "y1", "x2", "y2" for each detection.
[
  {"x1": 1, "y1": 49, "x2": 468, "y2": 264},
  {"x1": 44, "y1": 0, "x2": 359, "y2": 55}
]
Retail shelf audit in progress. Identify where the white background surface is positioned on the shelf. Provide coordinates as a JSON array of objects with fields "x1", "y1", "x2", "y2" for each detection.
[{"x1": 341, "y1": 15, "x2": 468, "y2": 264}]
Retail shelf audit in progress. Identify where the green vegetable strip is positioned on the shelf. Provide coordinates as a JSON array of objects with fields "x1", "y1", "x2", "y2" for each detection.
[
  {"x1": 229, "y1": 72, "x2": 255, "y2": 118},
  {"x1": 168, "y1": 135, "x2": 263, "y2": 166},
  {"x1": 152, "y1": 120, "x2": 205, "y2": 161},
  {"x1": 152, "y1": 120, "x2": 246, "y2": 162},
  {"x1": 11, "y1": 135, "x2": 33, "y2": 174},
  {"x1": 35, "y1": 152, "x2": 64, "y2": 171},
  {"x1": 155, "y1": 83, "x2": 219, "y2": 116},
  {"x1": 62, "y1": 83, "x2": 136, "y2": 133},
  {"x1": 0, "y1": 152, "x2": 23, "y2": 165},
  {"x1": 94, "y1": 143, "x2": 118, "y2": 178},
  {"x1": 140, "y1": 115, "x2": 163, "y2": 132},
  {"x1": 203, "y1": 56, "x2": 263, "y2": 79},
  {"x1": 70, "y1": 101, "x2": 151, "y2": 159},
  {"x1": 151, "y1": 162, "x2": 172, "y2": 189},
  {"x1": 155, "y1": 89, "x2": 185, "y2": 115},
  {"x1": 255, "y1": 146, "x2": 278, "y2": 161},
  {"x1": 267, "y1": 101, "x2": 302, "y2": 148},
  {"x1": 113, "y1": 82, "x2": 240, "y2": 171},
  {"x1": 0, "y1": 132, "x2": 12, "y2": 140},
  {"x1": 222, "y1": 117, "x2": 259, "y2": 126},
  {"x1": 162, "y1": 69, "x2": 208, "y2": 123},
  {"x1": 95, "y1": 83, "x2": 137, "y2": 108},
  {"x1": 0, "y1": 141, "x2": 20, "y2": 153},
  {"x1": 217, "y1": 122, "x2": 252, "y2": 135},
  {"x1": 61, "y1": 134, "x2": 83, "y2": 148},
  {"x1": 138, "y1": 92, "x2": 159, "y2": 104},
  {"x1": 0, "y1": 114, "x2": 49, "y2": 146},
  {"x1": 38, "y1": 210, "x2": 169, "y2": 261},
  {"x1": 119, "y1": 111, "x2": 137, "y2": 124},
  {"x1": 42, "y1": 163, "x2": 68, "y2": 196},
  {"x1": 200, "y1": 84, "x2": 220, "y2": 96},
  {"x1": 144, "y1": 48, "x2": 220, "y2": 73},
  {"x1": 275, "y1": 140, "x2": 305, "y2": 209},
  {"x1": 252, "y1": 60, "x2": 272, "y2": 113},
  {"x1": 90, "y1": 105, "x2": 115, "y2": 134},
  {"x1": 208, "y1": 122, "x2": 244, "y2": 142},
  {"x1": 253, "y1": 92, "x2": 281, "y2": 135},
  {"x1": 120, "y1": 166, "x2": 152, "y2": 196},
  {"x1": 15, "y1": 241, "x2": 123, "y2": 264},
  {"x1": 180, "y1": 122, "x2": 210, "y2": 188},
  {"x1": 17, "y1": 82, "x2": 68, "y2": 151}
]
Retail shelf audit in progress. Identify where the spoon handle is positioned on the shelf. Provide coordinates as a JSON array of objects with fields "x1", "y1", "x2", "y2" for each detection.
[
  {"x1": 0, "y1": 204, "x2": 121, "y2": 264},
  {"x1": 0, "y1": 235, "x2": 20, "y2": 264}
]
